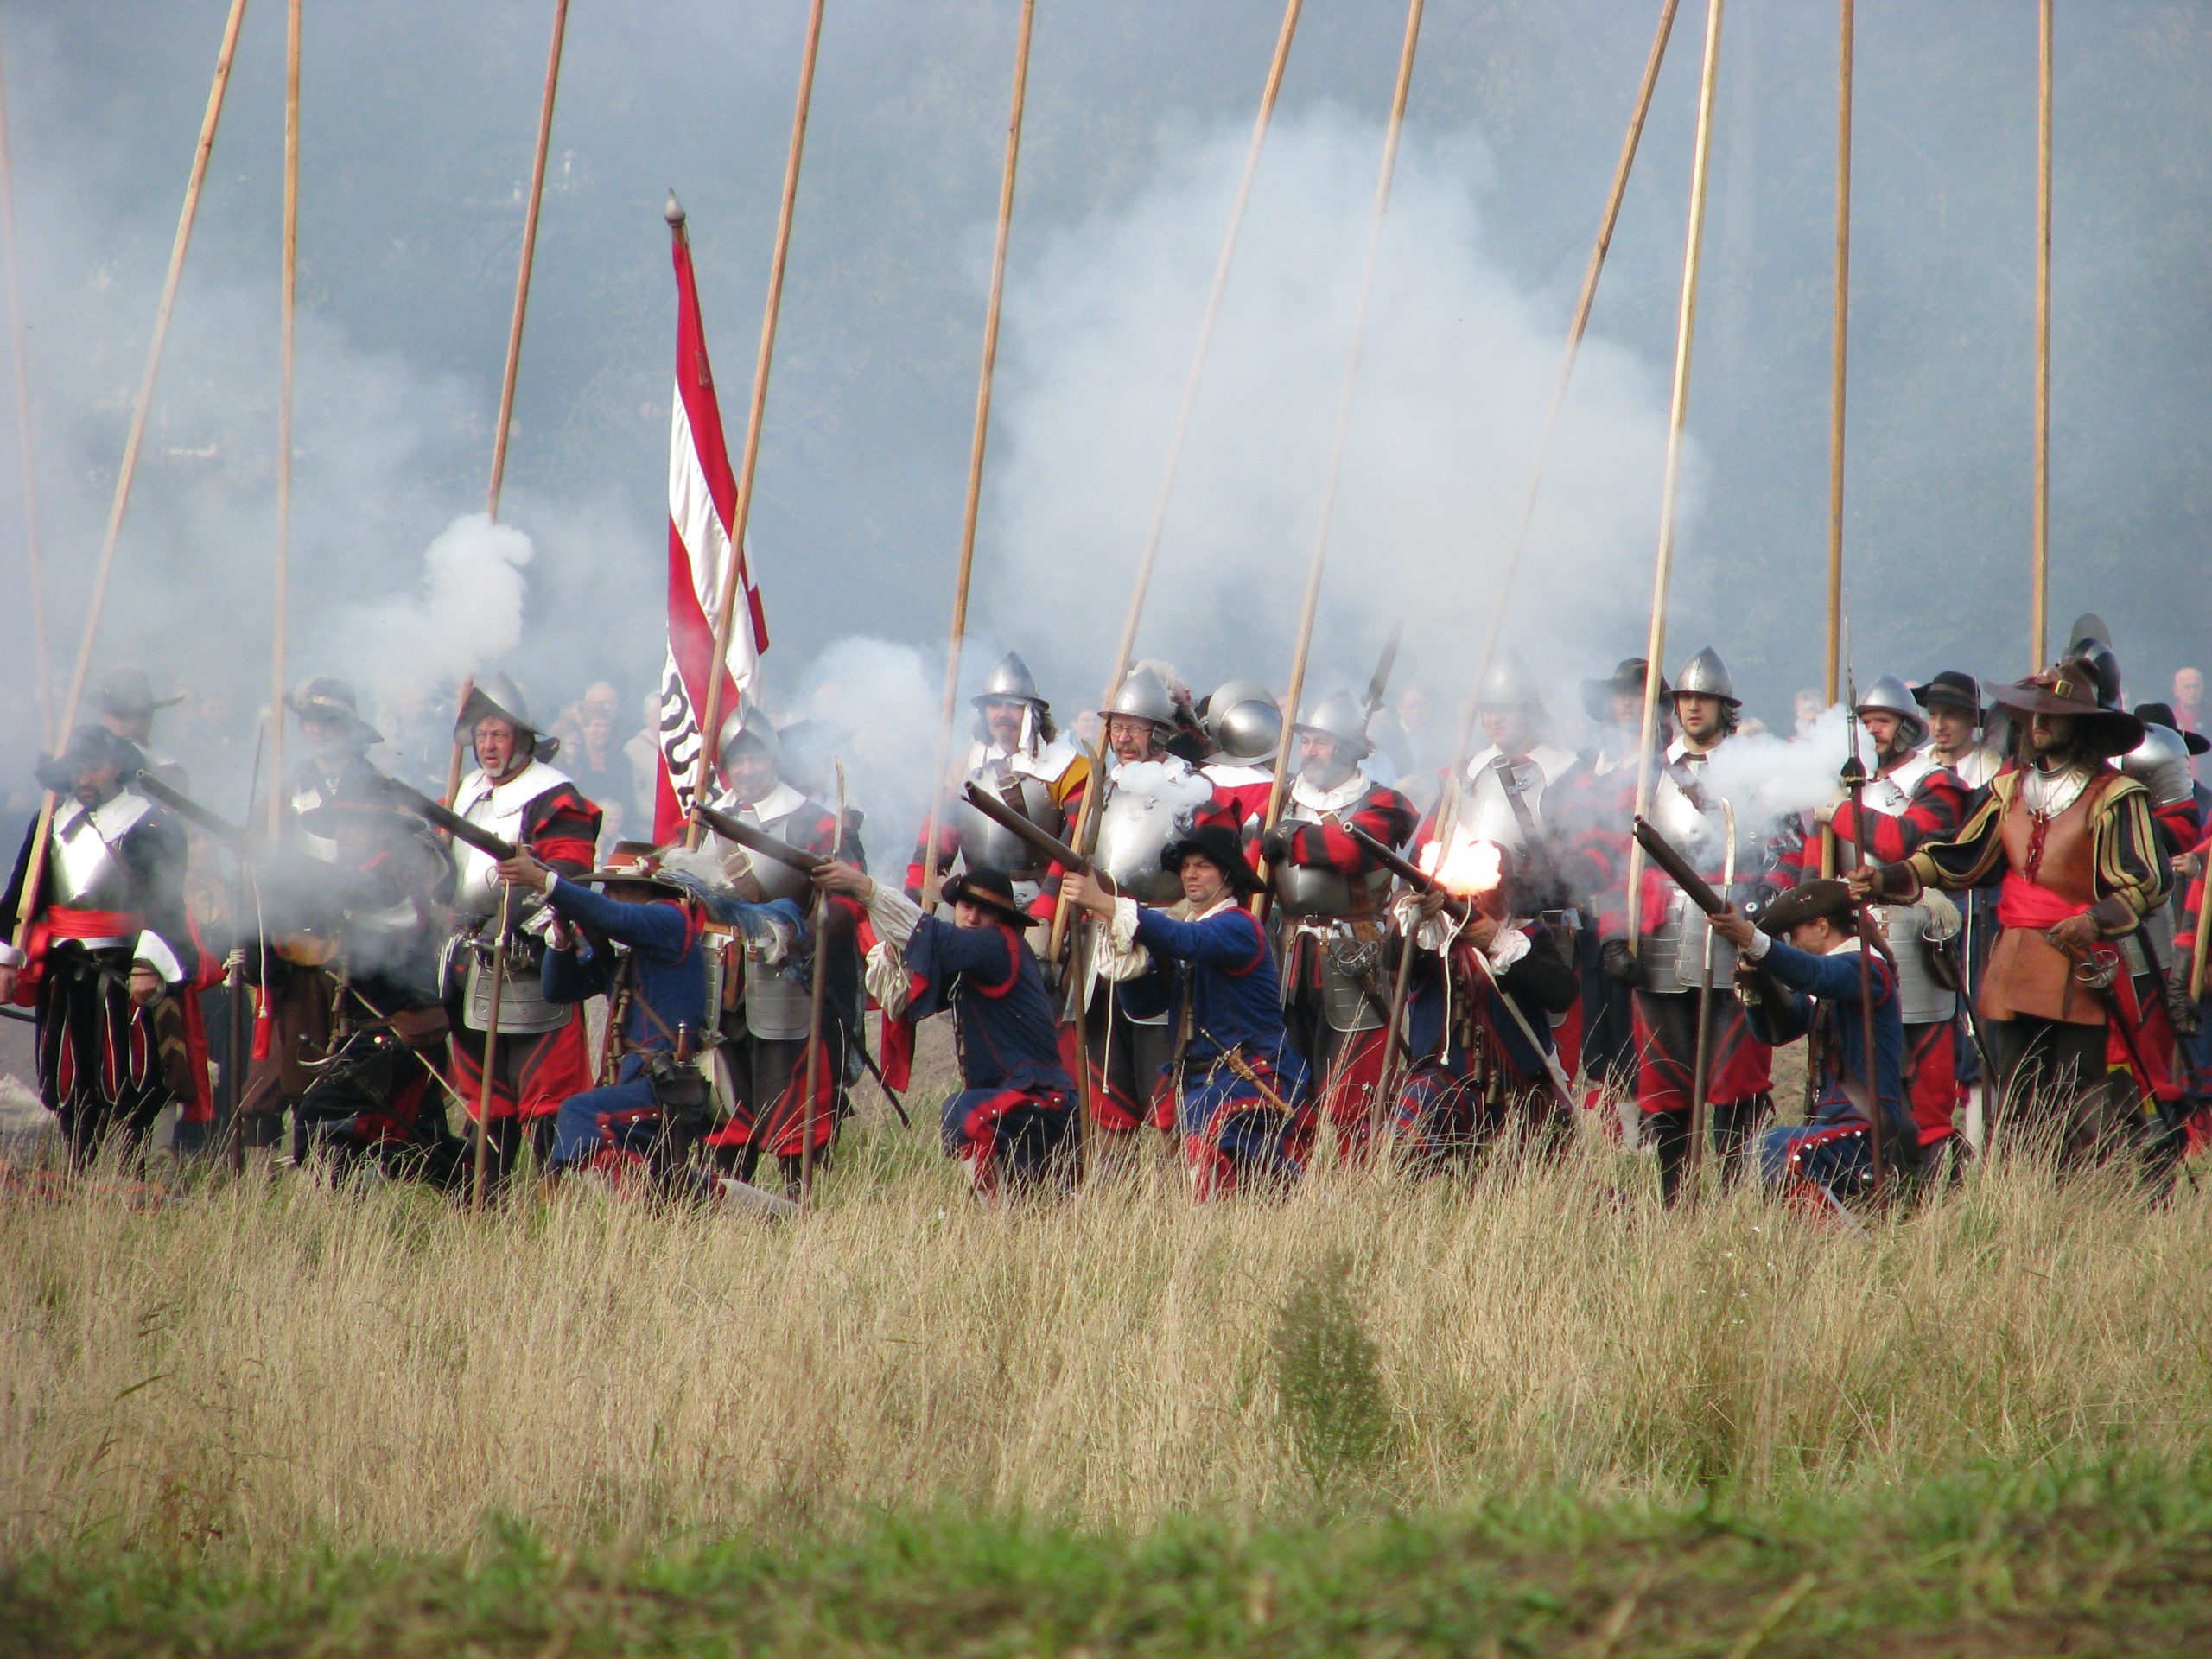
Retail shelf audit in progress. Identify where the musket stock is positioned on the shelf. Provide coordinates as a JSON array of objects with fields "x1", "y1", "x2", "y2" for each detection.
[
  {"x1": 959, "y1": 781, "x2": 1092, "y2": 878},
  {"x1": 1630, "y1": 817, "x2": 1728, "y2": 917}
]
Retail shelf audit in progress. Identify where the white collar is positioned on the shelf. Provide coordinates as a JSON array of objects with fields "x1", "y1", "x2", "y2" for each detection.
[
  {"x1": 1290, "y1": 767, "x2": 1372, "y2": 814},
  {"x1": 458, "y1": 757, "x2": 571, "y2": 816},
  {"x1": 719, "y1": 779, "x2": 805, "y2": 824},
  {"x1": 1465, "y1": 741, "x2": 1578, "y2": 785},
  {"x1": 1667, "y1": 734, "x2": 1722, "y2": 764}
]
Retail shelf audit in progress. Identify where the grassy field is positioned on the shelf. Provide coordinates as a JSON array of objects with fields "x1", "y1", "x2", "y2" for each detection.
[{"x1": 4, "y1": 1062, "x2": 2211, "y2": 1652}]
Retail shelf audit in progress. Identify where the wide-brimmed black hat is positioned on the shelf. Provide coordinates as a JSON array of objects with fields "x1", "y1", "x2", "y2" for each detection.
[
  {"x1": 1756, "y1": 878, "x2": 1859, "y2": 937},
  {"x1": 1911, "y1": 671, "x2": 1983, "y2": 716},
  {"x1": 288, "y1": 677, "x2": 384, "y2": 747},
  {"x1": 1160, "y1": 823, "x2": 1267, "y2": 896},
  {"x1": 92, "y1": 666, "x2": 185, "y2": 718},
  {"x1": 1580, "y1": 658, "x2": 1667, "y2": 724},
  {"x1": 573, "y1": 841, "x2": 690, "y2": 893},
  {"x1": 2133, "y1": 702, "x2": 2210, "y2": 756},
  {"x1": 943, "y1": 866, "x2": 1038, "y2": 927},
  {"x1": 1988, "y1": 656, "x2": 2144, "y2": 758},
  {"x1": 35, "y1": 723, "x2": 145, "y2": 791}
]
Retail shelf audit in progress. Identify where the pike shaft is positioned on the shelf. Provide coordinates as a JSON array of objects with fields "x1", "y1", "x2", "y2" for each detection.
[
  {"x1": 1257, "y1": 0, "x2": 1426, "y2": 848},
  {"x1": 684, "y1": 0, "x2": 829, "y2": 846},
  {"x1": 12, "y1": 0, "x2": 250, "y2": 956},
  {"x1": 2031, "y1": 0, "x2": 2052, "y2": 670},
  {"x1": 1448, "y1": 0, "x2": 1681, "y2": 777},
  {"x1": 271, "y1": 0, "x2": 302, "y2": 838},
  {"x1": 1624, "y1": 0, "x2": 1727, "y2": 950},
  {"x1": 1823, "y1": 0, "x2": 1853, "y2": 706},
  {"x1": 485, "y1": 0, "x2": 569, "y2": 520},
  {"x1": 0, "y1": 20, "x2": 48, "y2": 745},
  {"x1": 917, "y1": 0, "x2": 1035, "y2": 907}
]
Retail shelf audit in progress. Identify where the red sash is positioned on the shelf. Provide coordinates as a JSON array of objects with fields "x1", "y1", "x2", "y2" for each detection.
[{"x1": 1995, "y1": 871, "x2": 2082, "y2": 931}]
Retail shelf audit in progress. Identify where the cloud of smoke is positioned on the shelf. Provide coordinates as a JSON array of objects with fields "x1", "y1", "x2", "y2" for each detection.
[
  {"x1": 982, "y1": 113, "x2": 1687, "y2": 721},
  {"x1": 335, "y1": 513, "x2": 535, "y2": 707}
]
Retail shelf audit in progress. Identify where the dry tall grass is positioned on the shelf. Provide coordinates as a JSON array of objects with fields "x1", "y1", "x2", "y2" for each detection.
[{"x1": 3, "y1": 1109, "x2": 2208, "y2": 1560}]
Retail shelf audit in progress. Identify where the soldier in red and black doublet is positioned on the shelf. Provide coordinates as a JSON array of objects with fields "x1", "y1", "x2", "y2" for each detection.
[
  {"x1": 0, "y1": 727, "x2": 202, "y2": 1165},
  {"x1": 442, "y1": 677, "x2": 603, "y2": 1187},
  {"x1": 1262, "y1": 721, "x2": 1417, "y2": 1158},
  {"x1": 1594, "y1": 649, "x2": 1795, "y2": 1203},
  {"x1": 695, "y1": 699, "x2": 861, "y2": 1189},
  {"x1": 1860, "y1": 658, "x2": 2173, "y2": 1167}
]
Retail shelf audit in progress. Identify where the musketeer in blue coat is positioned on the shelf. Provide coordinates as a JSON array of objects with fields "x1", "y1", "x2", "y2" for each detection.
[
  {"x1": 1709, "y1": 878, "x2": 1912, "y2": 1204},
  {"x1": 1065, "y1": 824, "x2": 1312, "y2": 1198},
  {"x1": 494, "y1": 841, "x2": 799, "y2": 1195},
  {"x1": 817, "y1": 859, "x2": 1076, "y2": 1195}
]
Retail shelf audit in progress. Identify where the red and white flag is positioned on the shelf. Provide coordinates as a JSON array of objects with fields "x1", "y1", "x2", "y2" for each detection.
[{"x1": 653, "y1": 225, "x2": 770, "y2": 840}]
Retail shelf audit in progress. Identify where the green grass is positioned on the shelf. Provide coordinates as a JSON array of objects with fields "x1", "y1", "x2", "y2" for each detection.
[{"x1": 9, "y1": 1459, "x2": 2212, "y2": 1656}]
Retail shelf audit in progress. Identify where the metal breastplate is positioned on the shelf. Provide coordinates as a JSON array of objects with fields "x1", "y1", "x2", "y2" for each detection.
[
  {"x1": 1641, "y1": 887, "x2": 1738, "y2": 996},
  {"x1": 742, "y1": 954, "x2": 811, "y2": 1040},
  {"x1": 451, "y1": 778, "x2": 541, "y2": 920},
  {"x1": 1457, "y1": 758, "x2": 1546, "y2": 853},
  {"x1": 1095, "y1": 764, "x2": 1212, "y2": 904},
  {"x1": 459, "y1": 934, "x2": 570, "y2": 1034},
  {"x1": 957, "y1": 765, "x2": 1062, "y2": 879},
  {"x1": 290, "y1": 777, "x2": 342, "y2": 863},
  {"x1": 1319, "y1": 934, "x2": 1385, "y2": 1032},
  {"x1": 710, "y1": 799, "x2": 816, "y2": 903},
  {"x1": 48, "y1": 794, "x2": 154, "y2": 910},
  {"x1": 1875, "y1": 903, "x2": 1957, "y2": 1025}
]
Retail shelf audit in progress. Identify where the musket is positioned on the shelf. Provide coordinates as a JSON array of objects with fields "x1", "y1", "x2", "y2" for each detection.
[
  {"x1": 960, "y1": 780, "x2": 1096, "y2": 880},
  {"x1": 132, "y1": 770, "x2": 249, "y2": 848},
  {"x1": 1332, "y1": 814, "x2": 1573, "y2": 1108},
  {"x1": 1630, "y1": 817, "x2": 1729, "y2": 918},
  {"x1": 689, "y1": 803, "x2": 824, "y2": 878},
  {"x1": 1843, "y1": 626, "x2": 1886, "y2": 1197},
  {"x1": 382, "y1": 775, "x2": 519, "y2": 863}
]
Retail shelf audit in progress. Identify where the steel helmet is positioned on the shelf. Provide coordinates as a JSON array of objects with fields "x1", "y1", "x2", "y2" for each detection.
[
  {"x1": 1099, "y1": 666, "x2": 1178, "y2": 731},
  {"x1": 1855, "y1": 674, "x2": 1929, "y2": 750},
  {"x1": 715, "y1": 694, "x2": 783, "y2": 771},
  {"x1": 1671, "y1": 646, "x2": 1740, "y2": 708},
  {"x1": 1476, "y1": 647, "x2": 1545, "y2": 712},
  {"x1": 1292, "y1": 689, "x2": 1372, "y2": 757},
  {"x1": 2121, "y1": 722, "x2": 2196, "y2": 808},
  {"x1": 1201, "y1": 679, "x2": 1283, "y2": 765},
  {"x1": 971, "y1": 650, "x2": 1046, "y2": 711}
]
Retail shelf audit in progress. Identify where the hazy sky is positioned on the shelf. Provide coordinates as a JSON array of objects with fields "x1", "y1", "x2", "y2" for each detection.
[{"x1": 2, "y1": 0, "x2": 2208, "y2": 798}]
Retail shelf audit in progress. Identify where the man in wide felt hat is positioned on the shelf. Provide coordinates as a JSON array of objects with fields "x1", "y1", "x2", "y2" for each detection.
[
  {"x1": 1065, "y1": 823, "x2": 1313, "y2": 1198},
  {"x1": 1852, "y1": 655, "x2": 2175, "y2": 1166},
  {"x1": 817, "y1": 857, "x2": 1077, "y2": 1197}
]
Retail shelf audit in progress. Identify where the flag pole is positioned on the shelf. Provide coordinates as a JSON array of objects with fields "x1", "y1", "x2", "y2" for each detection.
[
  {"x1": 1624, "y1": 0, "x2": 1727, "y2": 951},
  {"x1": 1046, "y1": 0, "x2": 1304, "y2": 971},
  {"x1": 1822, "y1": 0, "x2": 1853, "y2": 707},
  {"x1": 1255, "y1": 0, "x2": 1427, "y2": 849},
  {"x1": 269, "y1": 0, "x2": 302, "y2": 836},
  {"x1": 442, "y1": 0, "x2": 571, "y2": 809},
  {"x1": 0, "y1": 20, "x2": 49, "y2": 747},
  {"x1": 683, "y1": 0, "x2": 827, "y2": 846},
  {"x1": 915, "y1": 0, "x2": 1037, "y2": 908},
  {"x1": 2031, "y1": 0, "x2": 2052, "y2": 670},
  {"x1": 10, "y1": 0, "x2": 249, "y2": 957},
  {"x1": 1443, "y1": 0, "x2": 1682, "y2": 778}
]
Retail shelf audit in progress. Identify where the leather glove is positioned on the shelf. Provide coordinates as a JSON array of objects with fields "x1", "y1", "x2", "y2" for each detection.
[
  {"x1": 1600, "y1": 938, "x2": 1648, "y2": 988},
  {"x1": 1260, "y1": 823, "x2": 1294, "y2": 865},
  {"x1": 2168, "y1": 960, "x2": 2202, "y2": 1039}
]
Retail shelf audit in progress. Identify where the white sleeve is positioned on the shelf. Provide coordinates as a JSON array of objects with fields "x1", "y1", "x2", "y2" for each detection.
[
  {"x1": 862, "y1": 881, "x2": 925, "y2": 953},
  {"x1": 1090, "y1": 896, "x2": 1154, "y2": 982},
  {"x1": 862, "y1": 939, "x2": 913, "y2": 1020},
  {"x1": 1486, "y1": 926, "x2": 1532, "y2": 972}
]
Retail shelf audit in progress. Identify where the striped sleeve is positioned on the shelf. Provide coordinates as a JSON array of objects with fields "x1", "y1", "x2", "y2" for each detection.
[{"x1": 2088, "y1": 780, "x2": 2170, "y2": 930}]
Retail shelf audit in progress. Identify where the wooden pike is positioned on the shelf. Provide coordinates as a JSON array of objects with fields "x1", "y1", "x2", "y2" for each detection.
[
  {"x1": 798, "y1": 757, "x2": 845, "y2": 1205},
  {"x1": 1444, "y1": 0, "x2": 1682, "y2": 775},
  {"x1": 10, "y1": 0, "x2": 250, "y2": 957},
  {"x1": 1255, "y1": 0, "x2": 1427, "y2": 847},
  {"x1": 1822, "y1": 0, "x2": 1853, "y2": 706},
  {"x1": 0, "y1": 20, "x2": 49, "y2": 744},
  {"x1": 2031, "y1": 0, "x2": 2052, "y2": 670},
  {"x1": 915, "y1": 0, "x2": 1036, "y2": 908},
  {"x1": 1099, "y1": 0, "x2": 1304, "y2": 698},
  {"x1": 270, "y1": 0, "x2": 302, "y2": 836},
  {"x1": 468, "y1": 886, "x2": 512, "y2": 1211},
  {"x1": 1624, "y1": 0, "x2": 1728, "y2": 951},
  {"x1": 682, "y1": 0, "x2": 829, "y2": 845},
  {"x1": 442, "y1": 0, "x2": 572, "y2": 809}
]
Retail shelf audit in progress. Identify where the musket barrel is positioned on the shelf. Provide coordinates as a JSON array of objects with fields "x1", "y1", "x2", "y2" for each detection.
[
  {"x1": 689, "y1": 804, "x2": 823, "y2": 876},
  {"x1": 133, "y1": 770, "x2": 247, "y2": 846},
  {"x1": 1630, "y1": 816, "x2": 1727, "y2": 917},
  {"x1": 960, "y1": 781, "x2": 1090, "y2": 877},
  {"x1": 382, "y1": 776, "x2": 518, "y2": 862}
]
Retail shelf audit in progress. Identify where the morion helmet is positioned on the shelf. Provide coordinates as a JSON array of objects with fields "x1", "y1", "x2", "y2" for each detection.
[
  {"x1": 1855, "y1": 674, "x2": 1929, "y2": 750},
  {"x1": 715, "y1": 694, "x2": 783, "y2": 772},
  {"x1": 971, "y1": 650, "x2": 1046, "y2": 711},
  {"x1": 1099, "y1": 666, "x2": 1178, "y2": 733},
  {"x1": 2121, "y1": 722, "x2": 2197, "y2": 808},
  {"x1": 1476, "y1": 647, "x2": 1545, "y2": 713},
  {"x1": 455, "y1": 671, "x2": 556, "y2": 761},
  {"x1": 1292, "y1": 689, "x2": 1372, "y2": 758},
  {"x1": 1671, "y1": 646, "x2": 1740, "y2": 708},
  {"x1": 1201, "y1": 679, "x2": 1283, "y2": 766}
]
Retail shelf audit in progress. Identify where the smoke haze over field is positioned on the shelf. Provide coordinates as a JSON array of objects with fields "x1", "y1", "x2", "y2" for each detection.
[{"x1": 1, "y1": 0, "x2": 2209, "y2": 834}]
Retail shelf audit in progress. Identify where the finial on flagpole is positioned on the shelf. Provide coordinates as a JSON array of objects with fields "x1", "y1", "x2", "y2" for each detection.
[{"x1": 664, "y1": 188, "x2": 684, "y2": 228}]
